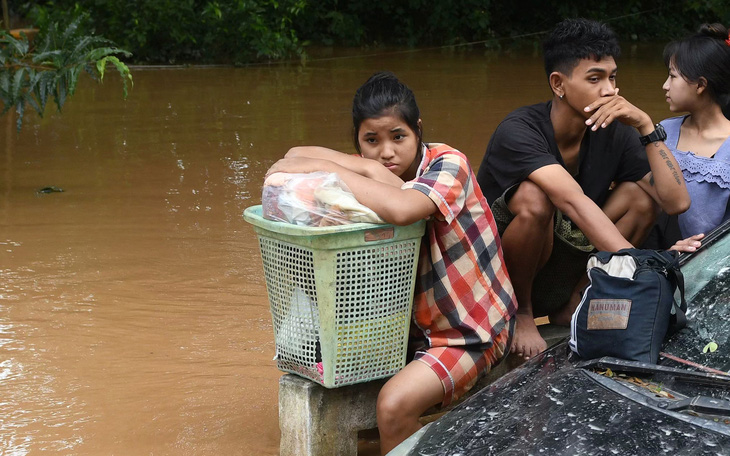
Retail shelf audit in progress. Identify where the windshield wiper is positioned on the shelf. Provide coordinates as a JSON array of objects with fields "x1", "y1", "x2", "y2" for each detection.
[
  {"x1": 660, "y1": 396, "x2": 730, "y2": 416},
  {"x1": 577, "y1": 357, "x2": 730, "y2": 387},
  {"x1": 582, "y1": 358, "x2": 730, "y2": 435}
]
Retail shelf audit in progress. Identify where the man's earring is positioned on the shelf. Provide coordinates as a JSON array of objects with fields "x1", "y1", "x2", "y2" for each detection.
[{"x1": 559, "y1": 94, "x2": 564, "y2": 100}]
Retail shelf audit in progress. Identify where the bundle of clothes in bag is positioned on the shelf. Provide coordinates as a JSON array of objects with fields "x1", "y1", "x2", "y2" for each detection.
[{"x1": 262, "y1": 171, "x2": 384, "y2": 226}]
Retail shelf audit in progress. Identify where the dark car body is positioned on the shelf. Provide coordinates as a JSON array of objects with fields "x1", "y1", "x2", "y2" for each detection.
[{"x1": 392, "y1": 219, "x2": 730, "y2": 456}]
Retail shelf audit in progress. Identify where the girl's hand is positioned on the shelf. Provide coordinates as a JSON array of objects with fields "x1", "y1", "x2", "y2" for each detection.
[
  {"x1": 669, "y1": 233, "x2": 704, "y2": 253},
  {"x1": 265, "y1": 157, "x2": 334, "y2": 178}
]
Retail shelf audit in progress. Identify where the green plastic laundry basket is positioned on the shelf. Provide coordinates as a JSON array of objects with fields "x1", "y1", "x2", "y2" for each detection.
[{"x1": 244, "y1": 205, "x2": 425, "y2": 388}]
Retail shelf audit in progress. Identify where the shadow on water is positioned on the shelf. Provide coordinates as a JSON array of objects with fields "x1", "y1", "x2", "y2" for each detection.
[{"x1": 0, "y1": 44, "x2": 670, "y2": 455}]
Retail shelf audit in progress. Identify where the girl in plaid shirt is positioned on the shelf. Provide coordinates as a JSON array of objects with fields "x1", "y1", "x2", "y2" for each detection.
[{"x1": 267, "y1": 72, "x2": 517, "y2": 454}]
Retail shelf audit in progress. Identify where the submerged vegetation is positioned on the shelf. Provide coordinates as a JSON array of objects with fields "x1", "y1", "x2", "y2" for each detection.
[{"x1": 0, "y1": 16, "x2": 132, "y2": 130}]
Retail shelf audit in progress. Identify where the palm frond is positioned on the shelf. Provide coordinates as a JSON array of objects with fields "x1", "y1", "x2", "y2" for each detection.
[{"x1": 0, "y1": 18, "x2": 133, "y2": 131}]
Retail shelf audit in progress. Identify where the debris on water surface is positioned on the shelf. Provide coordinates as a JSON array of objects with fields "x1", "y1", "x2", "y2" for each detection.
[{"x1": 36, "y1": 186, "x2": 64, "y2": 194}]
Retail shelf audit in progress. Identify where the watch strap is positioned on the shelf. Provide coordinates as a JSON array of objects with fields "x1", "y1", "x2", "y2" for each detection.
[{"x1": 639, "y1": 124, "x2": 667, "y2": 146}]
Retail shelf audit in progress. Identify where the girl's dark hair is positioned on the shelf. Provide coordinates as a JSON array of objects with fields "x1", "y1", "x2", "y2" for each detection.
[
  {"x1": 664, "y1": 23, "x2": 730, "y2": 118},
  {"x1": 352, "y1": 72, "x2": 422, "y2": 154}
]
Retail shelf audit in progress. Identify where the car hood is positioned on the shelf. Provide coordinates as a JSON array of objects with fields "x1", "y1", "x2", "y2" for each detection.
[{"x1": 406, "y1": 343, "x2": 730, "y2": 456}]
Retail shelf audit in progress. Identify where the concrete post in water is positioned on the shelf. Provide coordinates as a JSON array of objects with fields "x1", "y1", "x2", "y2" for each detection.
[{"x1": 278, "y1": 374, "x2": 387, "y2": 456}]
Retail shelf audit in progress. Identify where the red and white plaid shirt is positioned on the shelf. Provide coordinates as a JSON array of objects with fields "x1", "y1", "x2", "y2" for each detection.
[{"x1": 401, "y1": 143, "x2": 517, "y2": 348}]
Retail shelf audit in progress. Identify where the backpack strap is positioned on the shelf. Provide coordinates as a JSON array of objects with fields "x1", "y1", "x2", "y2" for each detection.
[
  {"x1": 670, "y1": 264, "x2": 687, "y2": 331},
  {"x1": 662, "y1": 251, "x2": 687, "y2": 333}
]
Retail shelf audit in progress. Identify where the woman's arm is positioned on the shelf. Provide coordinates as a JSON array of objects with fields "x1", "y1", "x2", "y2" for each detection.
[
  {"x1": 267, "y1": 156, "x2": 436, "y2": 225},
  {"x1": 582, "y1": 93, "x2": 690, "y2": 215},
  {"x1": 285, "y1": 146, "x2": 404, "y2": 187},
  {"x1": 635, "y1": 139, "x2": 691, "y2": 215},
  {"x1": 669, "y1": 233, "x2": 704, "y2": 253}
]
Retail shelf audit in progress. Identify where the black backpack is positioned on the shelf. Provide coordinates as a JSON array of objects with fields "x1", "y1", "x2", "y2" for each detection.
[{"x1": 569, "y1": 248, "x2": 686, "y2": 364}]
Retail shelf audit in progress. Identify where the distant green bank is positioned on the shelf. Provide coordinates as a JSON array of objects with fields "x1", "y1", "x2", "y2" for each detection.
[{"x1": 13, "y1": 0, "x2": 730, "y2": 65}]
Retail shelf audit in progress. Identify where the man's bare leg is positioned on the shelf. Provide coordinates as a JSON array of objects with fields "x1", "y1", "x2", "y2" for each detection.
[
  {"x1": 501, "y1": 181, "x2": 554, "y2": 359},
  {"x1": 549, "y1": 274, "x2": 589, "y2": 325},
  {"x1": 602, "y1": 181, "x2": 658, "y2": 247}
]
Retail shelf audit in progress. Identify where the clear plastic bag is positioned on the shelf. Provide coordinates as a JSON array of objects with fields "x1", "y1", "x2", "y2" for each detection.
[{"x1": 262, "y1": 172, "x2": 385, "y2": 226}]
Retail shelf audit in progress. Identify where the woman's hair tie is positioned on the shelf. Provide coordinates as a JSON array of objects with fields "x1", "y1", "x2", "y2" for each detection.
[{"x1": 726, "y1": 31, "x2": 730, "y2": 46}]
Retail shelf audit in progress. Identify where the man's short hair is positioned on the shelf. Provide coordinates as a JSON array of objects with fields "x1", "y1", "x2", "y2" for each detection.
[{"x1": 543, "y1": 18, "x2": 621, "y2": 78}]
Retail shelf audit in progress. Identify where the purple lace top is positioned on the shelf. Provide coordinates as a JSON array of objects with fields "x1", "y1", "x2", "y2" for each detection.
[{"x1": 660, "y1": 116, "x2": 730, "y2": 237}]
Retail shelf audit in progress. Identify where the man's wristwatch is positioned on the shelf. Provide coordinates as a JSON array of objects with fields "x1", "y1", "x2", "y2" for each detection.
[{"x1": 639, "y1": 123, "x2": 667, "y2": 146}]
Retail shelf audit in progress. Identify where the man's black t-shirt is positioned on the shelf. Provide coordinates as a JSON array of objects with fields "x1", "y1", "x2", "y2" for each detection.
[{"x1": 476, "y1": 101, "x2": 651, "y2": 207}]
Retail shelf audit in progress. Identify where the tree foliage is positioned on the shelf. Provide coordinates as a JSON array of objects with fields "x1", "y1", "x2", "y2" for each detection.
[
  {"x1": 295, "y1": 0, "x2": 494, "y2": 47},
  {"x1": 0, "y1": 16, "x2": 132, "y2": 130},
  {"x1": 295, "y1": 0, "x2": 730, "y2": 48},
  {"x1": 22, "y1": 0, "x2": 307, "y2": 65},
  {"x1": 13, "y1": 0, "x2": 730, "y2": 65}
]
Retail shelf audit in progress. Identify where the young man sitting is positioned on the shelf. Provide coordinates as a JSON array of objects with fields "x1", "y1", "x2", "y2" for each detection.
[{"x1": 476, "y1": 18, "x2": 693, "y2": 361}]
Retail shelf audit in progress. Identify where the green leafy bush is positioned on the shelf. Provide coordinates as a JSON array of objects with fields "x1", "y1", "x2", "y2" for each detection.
[
  {"x1": 23, "y1": 0, "x2": 307, "y2": 64},
  {"x1": 14, "y1": 0, "x2": 730, "y2": 65},
  {"x1": 0, "y1": 16, "x2": 132, "y2": 130},
  {"x1": 294, "y1": 0, "x2": 494, "y2": 47}
]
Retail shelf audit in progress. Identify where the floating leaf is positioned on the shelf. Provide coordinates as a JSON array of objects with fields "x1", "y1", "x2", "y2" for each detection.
[{"x1": 703, "y1": 341, "x2": 719, "y2": 353}]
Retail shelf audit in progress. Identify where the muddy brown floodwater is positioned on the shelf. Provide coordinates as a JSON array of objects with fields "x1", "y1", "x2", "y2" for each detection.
[{"x1": 1, "y1": 44, "x2": 669, "y2": 455}]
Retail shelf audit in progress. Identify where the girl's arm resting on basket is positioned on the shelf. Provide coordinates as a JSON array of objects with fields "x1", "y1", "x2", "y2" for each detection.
[
  {"x1": 267, "y1": 156, "x2": 436, "y2": 225},
  {"x1": 285, "y1": 146, "x2": 404, "y2": 187}
]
